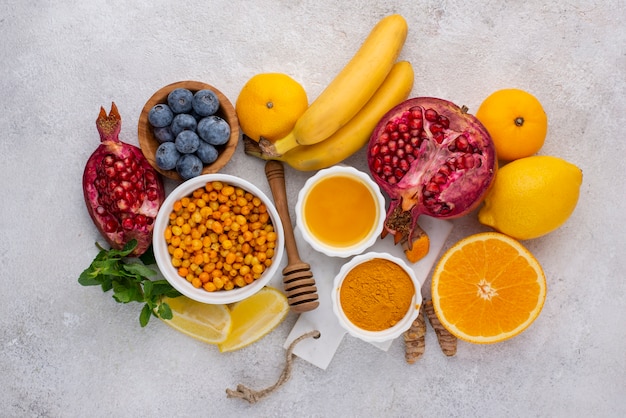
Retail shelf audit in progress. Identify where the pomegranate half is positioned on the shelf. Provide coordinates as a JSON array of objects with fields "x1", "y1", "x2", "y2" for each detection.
[
  {"x1": 367, "y1": 97, "x2": 496, "y2": 245},
  {"x1": 83, "y1": 103, "x2": 165, "y2": 256}
]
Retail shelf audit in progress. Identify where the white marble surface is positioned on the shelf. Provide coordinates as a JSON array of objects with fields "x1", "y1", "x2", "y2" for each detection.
[{"x1": 2, "y1": 1, "x2": 625, "y2": 416}]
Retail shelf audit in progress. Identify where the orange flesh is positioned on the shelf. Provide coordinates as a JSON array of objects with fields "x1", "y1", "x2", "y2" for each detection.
[{"x1": 303, "y1": 175, "x2": 377, "y2": 247}]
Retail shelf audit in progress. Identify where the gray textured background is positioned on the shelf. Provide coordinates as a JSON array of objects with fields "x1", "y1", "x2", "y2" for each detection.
[{"x1": 2, "y1": 1, "x2": 625, "y2": 416}]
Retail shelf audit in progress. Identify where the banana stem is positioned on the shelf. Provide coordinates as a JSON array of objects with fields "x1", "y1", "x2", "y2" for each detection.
[{"x1": 259, "y1": 131, "x2": 299, "y2": 157}]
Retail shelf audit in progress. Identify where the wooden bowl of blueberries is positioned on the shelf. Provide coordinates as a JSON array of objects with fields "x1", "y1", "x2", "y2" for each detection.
[{"x1": 138, "y1": 80, "x2": 240, "y2": 181}]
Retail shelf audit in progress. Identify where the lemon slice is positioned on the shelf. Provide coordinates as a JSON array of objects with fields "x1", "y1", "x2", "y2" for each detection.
[
  {"x1": 161, "y1": 296, "x2": 232, "y2": 345},
  {"x1": 218, "y1": 287, "x2": 289, "y2": 353}
]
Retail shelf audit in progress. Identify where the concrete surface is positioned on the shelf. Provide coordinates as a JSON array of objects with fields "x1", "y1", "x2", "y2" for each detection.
[{"x1": 1, "y1": 1, "x2": 625, "y2": 417}]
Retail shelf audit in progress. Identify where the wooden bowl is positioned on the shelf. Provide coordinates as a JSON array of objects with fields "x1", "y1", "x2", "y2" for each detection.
[{"x1": 138, "y1": 80, "x2": 240, "y2": 181}]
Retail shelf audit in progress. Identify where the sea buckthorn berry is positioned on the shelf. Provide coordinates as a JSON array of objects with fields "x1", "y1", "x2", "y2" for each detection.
[{"x1": 165, "y1": 181, "x2": 277, "y2": 293}]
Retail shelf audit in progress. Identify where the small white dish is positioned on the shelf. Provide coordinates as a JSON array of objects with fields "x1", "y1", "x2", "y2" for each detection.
[
  {"x1": 152, "y1": 174, "x2": 284, "y2": 304},
  {"x1": 331, "y1": 252, "x2": 422, "y2": 343},
  {"x1": 295, "y1": 165, "x2": 386, "y2": 258}
]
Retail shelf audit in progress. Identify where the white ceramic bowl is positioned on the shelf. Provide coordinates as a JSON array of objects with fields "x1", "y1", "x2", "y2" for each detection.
[
  {"x1": 152, "y1": 174, "x2": 284, "y2": 304},
  {"x1": 295, "y1": 165, "x2": 386, "y2": 258},
  {"x1": 331, "y1": 252, "x2": 422, "y2": 343}
]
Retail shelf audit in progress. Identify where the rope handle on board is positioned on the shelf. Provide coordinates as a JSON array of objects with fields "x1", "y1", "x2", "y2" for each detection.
[{"x1": 225, "y1": 330, "x2": 321, "y2": 404}]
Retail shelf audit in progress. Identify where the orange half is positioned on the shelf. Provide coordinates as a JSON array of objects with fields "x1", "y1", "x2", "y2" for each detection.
[{"x1": 431, "y1": 232, "x2": 546, "y2": 344}]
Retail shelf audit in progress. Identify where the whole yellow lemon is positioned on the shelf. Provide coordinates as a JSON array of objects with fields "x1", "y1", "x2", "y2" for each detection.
[{"x1": 478, "y1": 156, "x2": 582, "y2": 240}]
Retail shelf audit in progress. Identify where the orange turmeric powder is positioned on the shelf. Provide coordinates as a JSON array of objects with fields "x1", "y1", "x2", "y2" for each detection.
[{"x1": 339, "y1": 258, "x2": 414, "y2": 331}]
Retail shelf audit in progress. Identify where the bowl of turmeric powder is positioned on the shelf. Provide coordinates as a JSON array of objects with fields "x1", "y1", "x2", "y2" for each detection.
[{"x1": 331, "y1": 252, "x2": 422, "y2": 343}]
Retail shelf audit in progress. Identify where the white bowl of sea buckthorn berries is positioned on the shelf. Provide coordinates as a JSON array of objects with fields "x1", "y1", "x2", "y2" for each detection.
[{"x1": 153, "y1": 174, "x2": 285, "y2": 304}]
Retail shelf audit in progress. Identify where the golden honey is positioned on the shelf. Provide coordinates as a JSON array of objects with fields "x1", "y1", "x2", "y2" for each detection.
[{"x1": 303, "y1": 174, "x2": 377, "y2": 247}]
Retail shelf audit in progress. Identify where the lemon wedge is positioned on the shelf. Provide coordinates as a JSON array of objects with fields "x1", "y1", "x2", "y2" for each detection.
[
  {"x1": 161, "y1": 296, "x2": 232, "y2": 345},
  {"x1": 218, "y1": 287, "x2": 289, "y2": 353}
]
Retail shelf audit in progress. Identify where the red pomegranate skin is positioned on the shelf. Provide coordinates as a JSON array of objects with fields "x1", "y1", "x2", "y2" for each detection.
[
  {"x1": 367, "y1": 97, "x2": 496, "y2": 244},
  {"x1": 83, "y1": 103, "x2": 165, "y2": 256}
]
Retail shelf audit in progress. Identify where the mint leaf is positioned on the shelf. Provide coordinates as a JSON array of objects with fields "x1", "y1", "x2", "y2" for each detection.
[
  {"x1": 123, "y1": 262, "x2": 157, "y2": 278},
  {"x1": 140, "y1": 304, "x2": 152, "y2": 327},
  {"x1": 158, "y1": 302, "x2": 173, "y2": 320},
  {"x1": 78, "y1": 241, "x2": 181, "y2": 327}
]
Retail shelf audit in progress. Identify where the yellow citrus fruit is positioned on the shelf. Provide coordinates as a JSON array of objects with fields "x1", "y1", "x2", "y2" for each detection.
[
  {"x1": 161, "y1": 296, "x2": 232, "y2": 344},
  {"x1": 235, "y1": 73, "x2": 308, "y2": 142},
  {"x1": 478, "y1": 155, "x2": 582, "y2": 240},
  {"x1": 431, "y1": 232, "x2": 547, "y2": 344},
  {"x1": 218, "y1": 286, "x2": 289, "y2": 353},
  {"x1": 476, "y1": 88, "x2": 548, "y2": 161}
]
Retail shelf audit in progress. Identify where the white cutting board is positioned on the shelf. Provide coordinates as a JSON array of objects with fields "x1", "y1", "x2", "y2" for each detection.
[{"x1": 283, "y1": 215, "x2": 453, "y2": 370}]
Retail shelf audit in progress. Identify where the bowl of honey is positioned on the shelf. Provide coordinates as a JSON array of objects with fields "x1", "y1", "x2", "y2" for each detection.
[{"x1": 295, "y1": 165, "x2": 386, "y2": 258}]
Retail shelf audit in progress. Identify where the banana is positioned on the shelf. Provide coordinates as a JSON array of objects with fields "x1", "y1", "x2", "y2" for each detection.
[
  {"x1": 260, "y1": 14, "x2": 408, "y2": 157},
  {"x1": 245, "y1": 61, "x2": 414, "y2": 171}
]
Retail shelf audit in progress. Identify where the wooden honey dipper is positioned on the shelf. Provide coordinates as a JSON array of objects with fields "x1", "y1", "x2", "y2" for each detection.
[{"x1": 265, "y1": 160, "x2": 320, "y2": 313}]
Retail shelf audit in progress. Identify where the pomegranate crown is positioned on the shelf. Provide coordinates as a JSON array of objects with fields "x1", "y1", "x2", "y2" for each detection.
[{"x1": 96, "y1": 102, "x2": 122, "y2": 142}]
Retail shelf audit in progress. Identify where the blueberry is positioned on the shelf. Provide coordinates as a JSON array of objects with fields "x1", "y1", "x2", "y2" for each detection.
[
  {"x1": 170, "y1": 113, "x2": 197, "y2": 136},
  {"x1": 167, "y1": 88, "x2": 194, "y2": 114},
  {"x1": 176, "y1": 153, "x2": 203, "y2": 180},
  {"x1": 175, "y1": 130, "x2": 200, "y2": 154},
  {"x1": 197, "y1": 116, "x2": 230, "y2": 145},
  {"x1": 148, "y1": 104, "x2": 174, "y2": 128},
  {"x1": 196, "y1": 141, "x2": 219, "y2": 164},
  {"x1": 192, "y1": 89, "x2": 220, "y2": 117},
  {"x1": 155, "y1": 142, "x2": 180, "y2": 170},
  {"x1": 153, "y1": 126, "x2": 174, "y2": 143}
]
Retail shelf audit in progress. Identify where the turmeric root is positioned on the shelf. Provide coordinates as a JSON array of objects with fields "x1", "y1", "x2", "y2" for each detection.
[
  {"x1": 424, "y1": 300, "x2": 457, "y2": 356},
  {"x1": 381, "y1": 224, "x2": 430, "y2": 264},
  {"x1": 402, "y1": 226, "x2": 430, "y2": 263},
  {"x1": 403, "y1": 304, "x2": 426, "y2": 364}
]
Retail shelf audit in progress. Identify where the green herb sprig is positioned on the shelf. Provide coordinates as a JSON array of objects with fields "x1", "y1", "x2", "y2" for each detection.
[{"x1": 78, "y1": 239, "x2": 181, "y2": 327}]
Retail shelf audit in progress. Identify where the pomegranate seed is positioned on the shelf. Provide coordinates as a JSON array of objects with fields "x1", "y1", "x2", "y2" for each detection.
[
  {"x1": 388, "y1": 140, "x2": 397, "y2": 152},
  {"x1": 425, "y1": 108, "x2": 438, "y2": 122},
  {"x1": 370, "y1": 143, "x2": 380, "y2": 156},
  {"x1": 104, "y1": 218, "x2": 118, "y2": 233},
  {"x1": 117, "y1": 199, "x2": 129, "y2": 211},
  {"x1": 399, "y1": 159, "x2": 410, "y2": 172},
  {"x1": 104, "y1": 155, "x2": 115, "y2": 166},
  {"x1": 105, "y1": 166, "x2": 116, "y2": 178},
  {"x1": 382, "y1": 165, "x2": 393, "y2": 176},
  {"x1": 398, "y1": 123, "x2": 409, "y2": 133},
  {"x1": 438, "y1": 115, "x2": 450, "y2": 128},
  {"x1": 383, "y1": 154, "x2": 392, "y2": 164},
  {"x1": 430, "y1": 124, "x2": 443, "y2": 134},
  {"x1": 396, "y1": 148, "x2": 405, "y2": 159},
  {"x1": 373, "y1": 157, "x2": 382, "y2": 171},
  {"x1": 455, "y1": 135, "x2": 469, "y2": 151},
  {"x1": 122, "y1": 217, "x2": 134, "y2": 230},
  {"x1": 385, "y1": 122, "x2": 397, "y2": 133},
  {"x1": 404, "y1": 144, "x2": 414, "y2": 155},
  {"x1": 113, "y1": 186, "x2": 124, "y2": 199},
  {"x1": 409, "y1": 107, "x2": 422, "y2": 118},
  {"x1": 394, "y1": 168, "x2": 404, "y2": 179},
  {"x1": 434, "y1": 132, "x2": 444, "y2": 143},
  {"x1": 409, "y1": 118, "x2": 423, "y2": 130},
  {"x1": 135, "y1": 214, "x2": 147, "y2": 227},
  {"x1": 147, "y1": 187, "x2": 160, "y2": 201},
  {"x1": 390, "y1": 131, "x2": 400, "y2": 141}
]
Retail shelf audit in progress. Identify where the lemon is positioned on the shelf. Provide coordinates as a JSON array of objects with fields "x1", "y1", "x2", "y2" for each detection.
[
  {"x1": 478, "y1": 155, "x2": 582, "y2": 240},
  {"x1": 235, "y1": 73, "x2": 308, "y2": 142},
  {"x1": 218, "y1": 287, "x2": 289, "y2": 353},
  {"x1": 161, "y1": 296, "x2": 232, "y2": 345},
  {"x1": 476, "y1": 89, "x2": 548, "y2": 161}
]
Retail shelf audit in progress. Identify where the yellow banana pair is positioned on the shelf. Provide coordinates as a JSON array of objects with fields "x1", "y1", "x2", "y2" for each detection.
[
  {"x1": 258, "y1": 14, "x2": 409, "y2": 156},
  {"x1": 249, "y1": 14, "x2": 413, "y2": 170}
]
